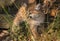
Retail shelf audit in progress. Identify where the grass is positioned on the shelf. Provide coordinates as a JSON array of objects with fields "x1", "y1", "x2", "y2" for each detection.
[{"x1": 0, "y1": 3, "x2": 60, "y2": 41}]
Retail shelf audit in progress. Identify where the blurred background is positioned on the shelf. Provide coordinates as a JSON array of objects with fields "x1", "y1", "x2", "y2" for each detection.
[{"x1": 0, "y1": 0, "x2": 60, "y2": 41}]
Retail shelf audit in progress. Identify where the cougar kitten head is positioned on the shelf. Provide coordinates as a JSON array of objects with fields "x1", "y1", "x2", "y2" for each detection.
[{"x1": 28, "y1": 4, "x2": 45, "y2": 25}]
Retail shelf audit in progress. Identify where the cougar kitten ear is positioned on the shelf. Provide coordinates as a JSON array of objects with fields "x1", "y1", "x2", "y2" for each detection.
[
  {"x1": 35, "y1": 3, "x2": 41, "y2": 10},
  {"x1": 21, "y1": 3, "x2": 27, "y2": 7},
  {"x1": 58, "y1": 6, "x2": 60, "y2": 10},
  {"x1": 23, "y1": 3, "x2": 27, "y2": 7}
]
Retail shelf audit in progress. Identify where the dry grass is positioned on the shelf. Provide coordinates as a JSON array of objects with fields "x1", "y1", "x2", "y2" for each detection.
[{"x1": 0, "y1": 0, "x2": 60, "y2": 41}]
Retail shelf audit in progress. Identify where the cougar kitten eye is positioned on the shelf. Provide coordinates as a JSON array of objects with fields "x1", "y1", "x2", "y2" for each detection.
[
  {"x1": 29, "y1": 16, "x2": 32, "y2": 18},
  {"x1": 29, "y1": 12, "x2": 32, "y2": 14}
]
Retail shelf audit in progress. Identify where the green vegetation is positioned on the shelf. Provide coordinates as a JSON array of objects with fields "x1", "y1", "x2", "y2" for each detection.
[{"x1": 0, "y1": 1, "x2": 60, "y2": 41}]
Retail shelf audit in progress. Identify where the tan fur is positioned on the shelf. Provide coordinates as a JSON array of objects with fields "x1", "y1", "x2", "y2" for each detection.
[
  {"x1": 12, "y1": 4, "x2": 27, "y2": 32},
  {"x1": 28, "y1": 3, "x2": 45, "y2": 40},
  {"x1": 12, "y1": 3, "x2": 45, "y2": 41},
  {"x1": 28, "y1": 9, "x2": 45, "y2": 39}
]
